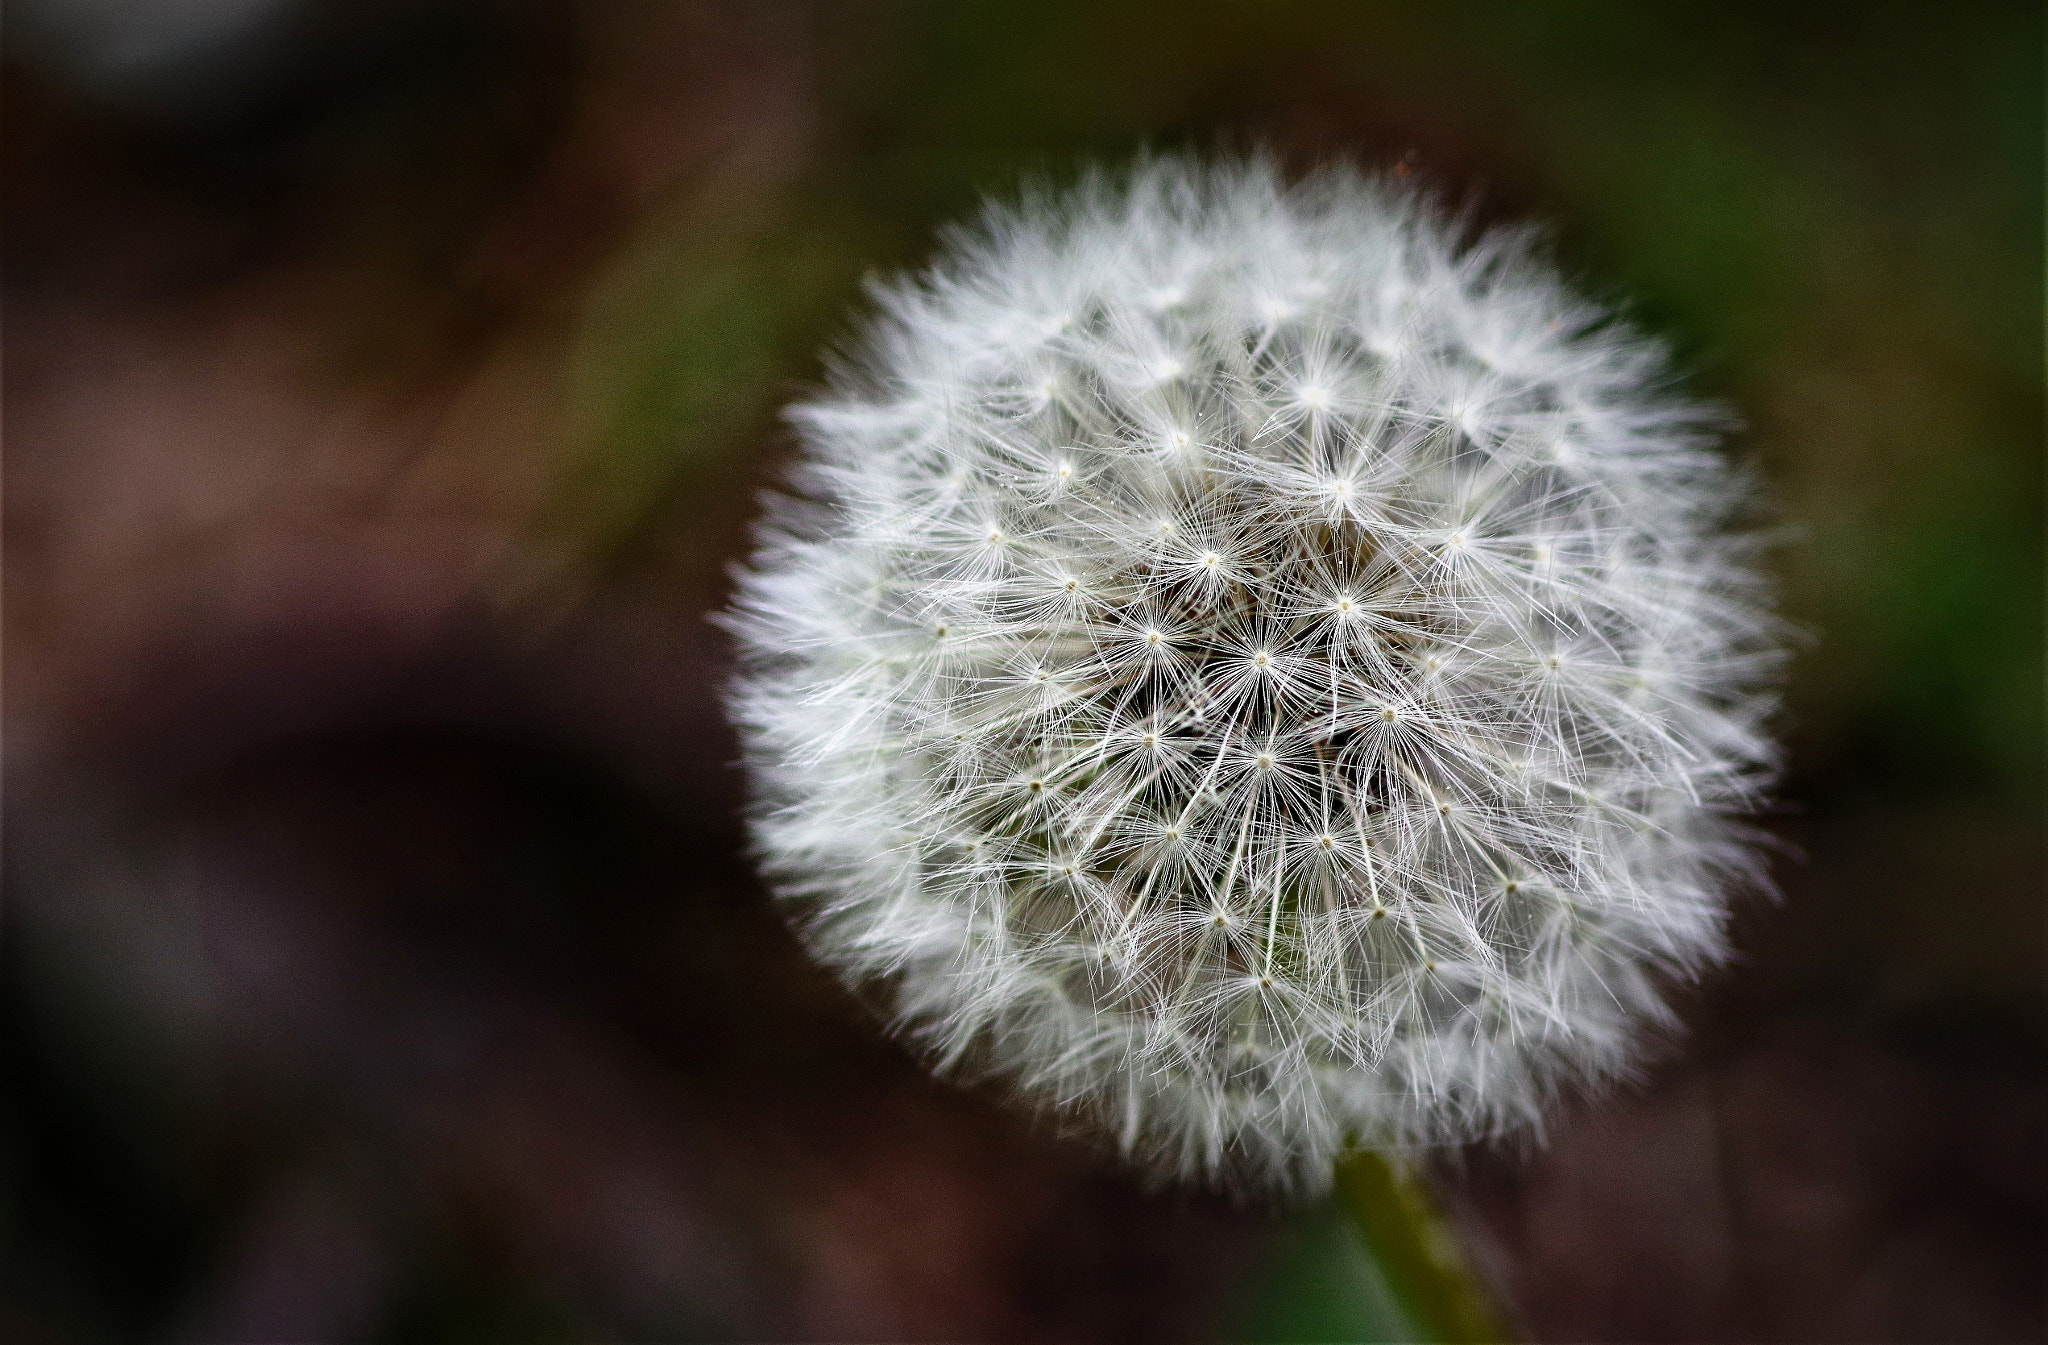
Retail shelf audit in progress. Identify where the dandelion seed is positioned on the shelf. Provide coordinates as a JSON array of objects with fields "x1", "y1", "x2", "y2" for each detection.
[{"x1": 724, "y1": 155, "x2": 1780, "y2": 1192}]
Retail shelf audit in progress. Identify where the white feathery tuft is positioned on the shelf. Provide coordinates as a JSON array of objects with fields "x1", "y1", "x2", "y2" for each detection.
[{"x1": 722, "y1": 156, "x2": 1781, "y2": 1193}]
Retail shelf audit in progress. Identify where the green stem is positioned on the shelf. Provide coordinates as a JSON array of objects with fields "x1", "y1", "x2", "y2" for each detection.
[{"x1": 1333, "y1": 1150, "x2": 1511, "y2": 1344}]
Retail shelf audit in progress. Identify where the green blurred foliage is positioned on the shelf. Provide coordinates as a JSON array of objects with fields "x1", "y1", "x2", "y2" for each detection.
[{"x1": 1225, "y1": 1201, "x2": 1416, "y2": 1344}]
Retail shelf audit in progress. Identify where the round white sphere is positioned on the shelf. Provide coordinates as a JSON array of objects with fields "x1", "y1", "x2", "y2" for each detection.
[{"x1": 725, "y1": 157, "x2": 1779, "y2": 1191}]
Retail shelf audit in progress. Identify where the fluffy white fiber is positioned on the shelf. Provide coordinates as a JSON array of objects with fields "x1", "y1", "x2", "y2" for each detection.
[{"x1": 724, "y1": 156, "x2": 1779, "y2": 1192}]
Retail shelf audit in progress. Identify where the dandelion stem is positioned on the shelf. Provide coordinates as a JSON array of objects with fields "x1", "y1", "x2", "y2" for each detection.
[{"x1": 1333, "y1": 1150, "x2": 1511, "y2": 1344}]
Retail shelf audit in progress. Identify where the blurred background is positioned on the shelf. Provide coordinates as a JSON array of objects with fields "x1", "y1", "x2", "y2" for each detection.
[{"x1": 5, "y1": 1, "x2": 2041, "y2": 1341}]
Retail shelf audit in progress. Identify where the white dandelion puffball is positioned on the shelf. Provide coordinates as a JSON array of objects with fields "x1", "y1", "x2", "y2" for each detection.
[{"x1": 725, "y1": 157, "x2": 1779, "y2": 1191}]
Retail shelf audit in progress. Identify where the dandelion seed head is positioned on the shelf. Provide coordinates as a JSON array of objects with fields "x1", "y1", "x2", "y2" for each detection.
[{"x1": 724, "y1": 156, "x2": 1780, "y2": 1192}]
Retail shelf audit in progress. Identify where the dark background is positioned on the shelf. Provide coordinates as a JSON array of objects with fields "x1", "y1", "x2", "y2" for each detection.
[{"x1": 6, "y1": 2, "x2": 2041, "y2": 1341}]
